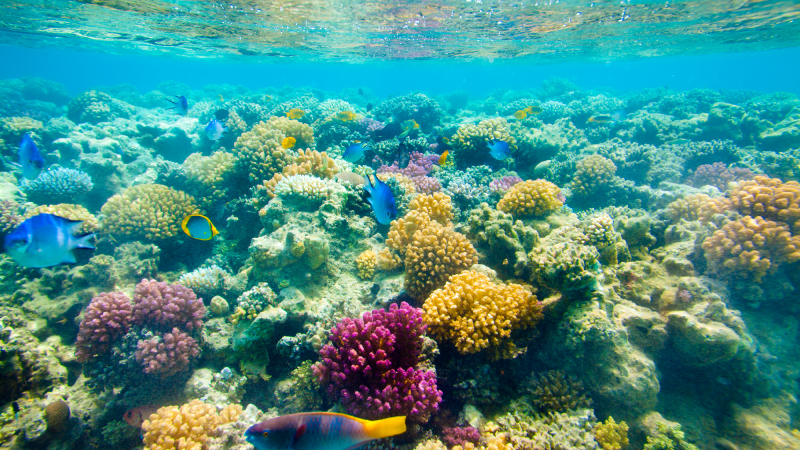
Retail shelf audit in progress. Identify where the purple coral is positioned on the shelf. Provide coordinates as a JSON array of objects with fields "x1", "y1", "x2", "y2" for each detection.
[
  {"x1": 489, "y1": 176, "x2": 523, "y2": 195},
  {"x1": 134, "y1": 327, "x2": 200, "y2": 377},
  {"x1": 442, "y1": 426, "x2": 481, "y2": 448},
  {"x1": 132, "y1": 279, "x2": 205, "y2": 332},
  {"x1": 75, "y1": 292, "x2": 132, "y2": 363},
  {"x1": 379, "y1": 152, "x2": 436, "y2": 178},
  {"x1": 313, "y1": 302, "x2": 442, "y2": 423},
  {"x1": 411, "y1": 175, "x2": 442, "y2": 194},
  {"x1": 689, "y1": 162, "x2": 754, "y2": 192},
  {"x1": 357, "y1": 117, "x2": 385, "y2": 132}
]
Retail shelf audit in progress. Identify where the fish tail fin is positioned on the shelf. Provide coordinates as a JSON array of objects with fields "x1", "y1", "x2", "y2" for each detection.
[
  {"x1": 362, "y1": 416, "x2": 406, "y2": 440},
  {"x1": 74, "y1": 233, "x2": 96, "y2": 250}
]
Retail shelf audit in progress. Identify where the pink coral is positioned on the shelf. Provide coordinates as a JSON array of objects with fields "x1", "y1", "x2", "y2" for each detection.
[
  {"x1": 411, "y1": 175, "x2": 442, "y2": 194},
  {"x1": 489, "y1": 176, "x2": 523, "y2": 195},
  {"x1": 378, "y1": 152, "x2": 436, "y2": 178},
  {"x1": 134, "y1": 327, "x2": 200, "y2": 377},
  {"x1": 75, "y1": 292, "x2": 132, "y2": 363},
  {"x1": 132, "y1": 279, "x2": 205, "y2": 332}
]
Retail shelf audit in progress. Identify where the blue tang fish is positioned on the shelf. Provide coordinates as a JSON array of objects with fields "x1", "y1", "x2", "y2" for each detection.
[
  {"x1": 166, "y1": 95, "x2": 189, "y2": 115},
  {"x1": 18, "y1": 133, "x2": 45, "y2": 180},
  {"x1": 245, "y1": 412, "x2": 406, "y2": 450},
  {"x1": 205, "y1": 119, "x2": 227, "y2": 140},
  {"x1": 4, "y1": 214, "x2": 96, "y2": 268},
  {"x1": 487, "y1": 139, "x2": 511, "y2": 160},
  {"x1": 363, "y1": 174, "x2": 397, "y2": 225},
  {"x1": 181, "y1": 214, "x2": 219, "y2": 240},
  {"x1": 343, "y1": 142, "x2": 370, "y2": 163}
]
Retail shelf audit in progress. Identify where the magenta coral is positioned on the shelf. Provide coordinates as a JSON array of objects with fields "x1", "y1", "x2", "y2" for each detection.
[
  {"x1": 134, "y1": 327, "x2": 200, "y2": 377},
  {"x1": 131, "y1": 279, "x2": 205, "y2": 332},
  {"x1": 312, "y1": 302, "x2": 442, "y2": 423},
  {"x1": 442, "y1": 426, "x2": 481, "y2": 448},
  {"x1": 75, "y1": 292, "x2": 132, "y2": 363}
]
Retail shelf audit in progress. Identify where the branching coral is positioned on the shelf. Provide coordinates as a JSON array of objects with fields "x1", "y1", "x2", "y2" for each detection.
[
  {"x1": 423, "y1": 271, "x2": 542, "y2": 356},
  {"x1": 355, "y1": 250, "x2": 377, "y2": 280},
  {"x1": 183, "y1": 151, "x2": 235, "y2": 209},
  {"x1": 23, "y1": 203, "x2": 100, "y2": 233},
  {"x1": 526, "y1": 370, "x2": 592, "y2": 413},
  {"x1": 273, "y1": 174, "x2": 345, "y2": 203},
  {"x1": 570, "y1": 155, "x2": 617, "y2": 197},
  {"x1": 453, "y1": 118, "x2": 516, "y2": 162},
  {"x1": 20, "y1": 167, "x2": 93, "y2": 205},
  {"x1": 666, "y1": 194, "x2": 733, "y2": 224},
  {"x1": 594, "y1": 416, "x2": 629, "y2": 450},
  {"x1": 729, "y1": 175, "x2": 800, "y2": 232},
  {"x1": 0, "y1": 200, "x2": 22, "y2": 234},
  {"x1": 408, "y1": 192, "x2": 454, "y2": 225},
  {"x1": 101, "y1": 184, "x2": 200, "y2": 241},
  {"x1": 75, "y1": 292, "x2": 132, "y2": 363},
  {"x1": 132, "y1": 279, "x2": 206, "y2": 332},
  {"x1": 259, "y1": 149, "x2": 340, "y2": 199},
  {"x1": 404, "y1": 222, "x2": 478, "y2": 300},
  {"x1": 497, "y1": 179, "x2": 563, "y2": 218},
  {"x1": 135, "y1": 327, "x2": 200, "y2": 377},
  {"x1": 142, "y1": 400, "x2": 241, "y2": 450}
]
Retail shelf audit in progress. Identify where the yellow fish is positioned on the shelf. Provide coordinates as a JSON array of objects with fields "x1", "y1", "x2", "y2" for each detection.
[
  {"x1": 336, "y1": 111, "x2": 357, "y2": 121},
  {"x1": 264, "y1": 95, "x2": 272, "y2": 102},
  {"x1": 526, "y1": 105, "x2": 543, "y2": 115},
  {"x1": 286, "y1": 109, "x2": 305, "y2": 119},
  {"x1": 514, "y1": 110, "x2": 527, "y2": 120},
  {"x1": 181, "y1": 214, "x2": 219, "y2": 241},
  {"x1": 438, "y1": 150, "x2": 449, "y2": 165},
  {"x1": 281, "y1": 137, "x2": 296, "y2": 149},
  {"x1": 401, "y1": 119, "x2": 419, "y2": 131},
  {"x1": 218, "y1": 94, "x2": 224, "y2": 102}
]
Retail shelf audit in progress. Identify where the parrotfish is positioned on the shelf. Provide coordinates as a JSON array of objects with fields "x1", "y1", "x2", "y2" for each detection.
[
  {"x1": 166, "y1": 95, "x2": 189, "y2": 116},
  {"x1": 205, "y1": 119, "x2": 227, "y2": 140},
  {"x1": 343, "y1": 142, "x2": 370, "y2": 163},
  {"x1": 18, "y1": 132, "x2": 45, "y2": 180},
  {"x1": 244, "y1": 412, "x2": 406, "y2": 450},
  {"x1": 487, "y1": 139, "x2": 511, "y2": 160},
  {"x1": 4, "y1": 214, "x2": 96, "y2": 268},
  {"x1": 181, "y1": 214, "x2": 219, "y2": 240},
  {"x1": 363, "y1": 174, "x2": 397, "y2": 225}
]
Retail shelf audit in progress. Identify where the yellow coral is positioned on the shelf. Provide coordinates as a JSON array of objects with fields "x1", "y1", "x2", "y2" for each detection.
[
  {"x1": 233, "y1": 118, "x2": 303, "y2": 183},
  {"x1": 387, "y1": 210, "x2": 432, "y2": 255},
  {"x1": 376, "y1": 248, "x2": 402, "y2": 271},
  {"x1": 184, "y1": 151, "x2": 235, "y2": 210},
  {"x1": 356, "y1": 250, "x2": 377, "y2": 280},
  {"x1": 730, "y1": 176, "x2": 800, "y2": 232},
  {"x1": 423, "y1": 270, "x2": 542, "y2": 355},
  {"x1": 24, "y1": 204, "x2": 100, "y2": 233},
  {"x1": 142, "y1": 400, "x2": 241, "y2": 450},
  {"x1": 667, "y1": 194, "x2": 732, "y2": 223},
  {"x1": 101, "y1": 184, "x2": 200, "y2": 241},
  {"x1": 571, "y1": 154, "x2": 617, "y2": 197},
  {"x1": 497, "y1": 179, "x2": 563, "y2": 218},
  {"x1": 259, "y1": 149, "x2": 340, "y2": 199},
  {"x1": 404, "y1": 222, "x2": 478, "y2": 300},
  {"x1": 702, "y1": 215, "x2": 800, "y2": 282},
  {"x1": 377, "y1": 173, "x2": 417, "y2": 194},
  {"x1": 454, "y1": 118, "x2": 517, "y2": 156},
  {"x1": 408, "y1": 192, "x2": 453, "y2": 225},
  {"x1": 594, "y1": 416, "x2": 629, "y2": 450}
]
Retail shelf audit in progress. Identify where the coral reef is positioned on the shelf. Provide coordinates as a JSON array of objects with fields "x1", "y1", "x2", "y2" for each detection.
[
  {"x1": 571, "y1": 154, "x2": 617, "y2": 197},
  {"x1": 526, "y1": 370, "x2": 592, "y2": 413},
  {"x1": 20, "y1": 167, "x2": 93, "y2": 205},
  {"x1": 132, "y1": 279, "x2": 206, "y2": 331},
  {"x1": 142, "y1": 400, "x2": 241, "y2": 450},
  {"x1": 729, "y1": 175, "x2": 800, "y2": 232},
  {"x1": 497, "y1": 179, "x2": 563, "y2": 218},
  {"x1": 135, "y1": 327, "x2": 201, "y2": 377},
  {"x1": 75, "y1": 291, "x2": 132, "y2": 362},
  {"x1": 594, "y1": 416, "x2": 629, "y2": 450},
  {"x1": 101, "y1": 184, "x2": 200, "y2": 241},
  {"x1": 404, "y1": 221, "x2": 478, "y2": 300}
]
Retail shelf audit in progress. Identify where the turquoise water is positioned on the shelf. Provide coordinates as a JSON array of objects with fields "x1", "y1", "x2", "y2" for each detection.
[{"x1": 1, "y1": 1, "x2": 800, "y2": 450}]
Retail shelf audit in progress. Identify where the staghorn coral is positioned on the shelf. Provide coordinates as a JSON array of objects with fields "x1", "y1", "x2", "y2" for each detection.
[
  {"x1": 355, "y1": 250, "x2": 377, "y2": 280},
  {"x1": 404, "y1": 221, "x2": 478, "y2": 300},
  {"x1": 526, "y1": 370, "x2": 592, "y2": 413},
  {"x1": 20, "y1": 167, "x2": 93, "y2": 205},
  {"x1": 23, "y1": 203, "x2": 100, "y2": 233},
  {"x1": 701, "y1": 215, "x2": 800, "y2": 282},
  {"x1": 729, "y1": 175, "x2": 800, "y2": 232},
  {"x1": 101, "y1": 184, "x2": 200, "y2": 241},
  {"x1": 132, "y1": 279, "x2": 206, "y2": 332},
  {"x1": 594, "y1": 416, "x2": 629, "y2": 450},
  {"x1": 142, "y1": 400, "x2": 241, "y2": 450},
  {"x1": 135, "y1": 327, "x2": 200, "y2": 377},
  {"x1": 453, "y1": 118, "x2": 516, "y2": 165},
  {"x1": 75, "y1": 291, "x2": 133, "y2": 363},
  {"x1": 571, "y1": 154, "x2": 617, "y2": 197},
  {"x1": 233, "y1": 118, "x2": 310, "y2": 183},
  {"x1": 497, "y1": 179, "x2": 563, "y2": 218},
  {"x1": 423, "y1": 270, "x2": 542, "y2": 357},
  {"x1": 666, "y1": 194, "x2": 733, "y2": 224}
]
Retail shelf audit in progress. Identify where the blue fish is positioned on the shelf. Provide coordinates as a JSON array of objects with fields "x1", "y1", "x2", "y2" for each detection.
[
  {"x1": 487, "y1": 139, "x2": 511, "y2": 160},
  {"x1": 205, "y1": 119, "x2": 227, "y2": 140},
  {"x1": 166, "y1": 95, "x2": 189, "y2": 115},
  {"x1": 18, "y1": 133, "x2": 45, "y2": 180},
  {"x1": 363, "y1": 175, "x2": 397, "y2": 225},
  {"x1": 4, "y1": 214, "x2": 96, "y2": 268},
  {"x1": 343, "y1": 142, "x2": 370, "y2": 163},
  {"x1": 181, "y1": 214, "x2": 219, "y2": 240}
]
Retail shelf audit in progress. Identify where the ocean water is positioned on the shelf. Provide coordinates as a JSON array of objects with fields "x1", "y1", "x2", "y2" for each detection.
[{"x1": 0, "y1": 1, "x2": 800, "y2": 450}]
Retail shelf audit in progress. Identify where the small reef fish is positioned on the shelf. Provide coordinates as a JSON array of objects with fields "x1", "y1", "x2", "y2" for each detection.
[
  {"x1": 4, "y1": 213, "x2": 96, "y2": 268},
  {"x1": 401, "y1": 119, "x2": 419, "y2": 131},
  {"x1": 205, "y1": 119, "x2": 227, "y2": 140},
  {"x1": 363, "y1": 174, "x2": 397, "y2": 225},
  {"x1": 123, "y1": 405, "x2": 159, "y2": 428},
  {"x1": 181, "y1": 214, "x2": 219, "y2": 240},
  {"x1": 335, "y1": 171, "x2": 365, "y2": 186},
  {"x1": 487, "y1": 139, "x2": 511, "y2": 160},
  {"x1": 218, "y1": 94, "x2": 224, "y2": 102},
  {"x1": 343, "y1": 141, "x2": 370, "y2": 163},
  {"x1": 214, "y1": 109, "x2": 230, "y2": 121},
  {"x1": 286, "y1": 109, "x2": 305, "y2": 119},
  {"x1": 245, "y1": 412, "x2": 406, "y2": 450},
  {"x1": 336, "y1": 111, "x2": 357, "y2": 122},
  {"x1": 18, "y1": 132, "x2": 45, "y2": 180},
  {"x1": 514, "y1": 110, "x2": 527, "y2": 120},
  {"x1": 588, "y1": 110, "x2": 627, "y2": 124},
  {"x1": 282, "y1": 137, "x2": 297, "y2": 149},
  {"x1": 438, "y1": 150, "x2": 449, "y2": 165},
  {"x1": 525, "y1": 105, "x2": 543, "y2": 115},
  {"x1": 366, "y1": 102, "x2": 373, "y2": 112},
  {"x1": 165, "y1": 95, "x2": 189, "y2": 116}
]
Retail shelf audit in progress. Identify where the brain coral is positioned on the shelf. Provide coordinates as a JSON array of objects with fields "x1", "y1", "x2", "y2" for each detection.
[
  {"x1": 233, "y1": 117, "x2": 313, "y2": 183},
  {"x1": 570, "y1": 154, "x2": 617, "y2": 197},
  {"x1": 423, "y1": 270, "x2": 542, "y2": 356},
  {"x1": 142, "y1": 400, "x2": 241, "y2": 450},
  {"x1": 729, "y1": 176, "x2": 800, "y2": 232},
  {"x1": 497, "y1": 179, "x2": 563, "y2": 218},
  {"x1": 101, "y1": 184, "x2": 200, "y2": 241},
  {"x1": 20, "y1": 167, "x2": 93, "y2": 205},
  {"x1": 404, "y1": 222, "x2": 478, "y2": 300},
  {"x1": 702, "y1": 215, "x2": 800, "y2": 282}
]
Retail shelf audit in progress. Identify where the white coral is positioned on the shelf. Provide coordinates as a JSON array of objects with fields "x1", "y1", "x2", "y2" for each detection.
[{"x1": 274, "y1": 174, "x2": 345, "y2": 202}]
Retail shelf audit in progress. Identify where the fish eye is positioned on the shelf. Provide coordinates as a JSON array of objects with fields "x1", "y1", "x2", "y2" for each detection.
[{"x1": 262, "y1": 431, "x2": 269, "y2": 437}]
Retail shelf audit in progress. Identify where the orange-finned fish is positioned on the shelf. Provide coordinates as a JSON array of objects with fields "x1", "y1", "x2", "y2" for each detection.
[
  {"x1": 123, "y1": 405, "x2": 159, "y2": 428},
  {"x1": 245, "y1": 412, "x2": 406, "y2": 450},
  {"x1": 438, "y1": 150, "x2": 449, "y2": 165}
]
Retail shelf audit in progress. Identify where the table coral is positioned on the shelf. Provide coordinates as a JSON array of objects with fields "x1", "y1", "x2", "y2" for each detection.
[
  {"x1": 497, "y1": 179, "x2": 563, "y2": 218},
  {"x1": 20, "y1": 167, "x2": 93, "y2": 205},
  {"x1": 101, "y1": 184, "x2": 200, "y2": 241},
  {"x1": 404, "y1": 221, "x2": 478, "y2": 300},
  {"x1": 75, "y1": 291, "x2": 132, "y2": 363},
  {"x1": 570, "y1": 154, "x2": 617, "y2": 197},
  {"x1": 142, "y1": 400, "x2": 241, "y2": 450},
  {"x1": 701, "y1": 215, "x2": 800, "y2": 282},
  {"x1": 423, "y1": 270, "x2": 542, "y2": 356},
  {"x1": 729, "y1": 175, "x2": 800, "y2": 232},
  {"x1": 312, "y1": 302, "x2": 442, "y2": 423}
]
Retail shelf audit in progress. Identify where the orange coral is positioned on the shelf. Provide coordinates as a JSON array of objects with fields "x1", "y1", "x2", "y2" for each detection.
[
  {"x1": 667, "y1": 194, "x2": 733, "y2": 223},
  {"x1": 497, "y1": 179, "x2": 563, "y2": 218},
  {"x1": 404, "y1": 222, "x2": 478, "y2": 300},
  {"x1": 730, "y1": 176, "x2": 800, "y2": 232}
]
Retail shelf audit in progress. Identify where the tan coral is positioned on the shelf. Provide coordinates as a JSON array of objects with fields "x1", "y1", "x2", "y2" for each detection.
[
  {"x1": 423, "y1": 270, "x2": 542, "y2": 355},
  {"x1": 233, "y1": 118, "x2": 302, "y2": 182},
  {"x1": 24, "y1": 204, "x2": 100, "y2": 233},
  {"x1": 376, "y1": 248, "x2": 402, "y2": 271},
  {"x1": 571, "y1": 154, "x2": 617, "y2": 197},
  {"x1": 404, "y1": 222, "x2": 478, "y2": 300},
  {"x1": 355, "y1": 250, "x2": 377, "y2": 280},
  {"x1": 101, "y1": 184, "x2": 200, "y2": 241},
  {"x1": 184, "y1": 151, "x2": 235, "y2": 210},
  {"x1": 377, "y1": 173, "x2": 417, "y2": 194},
  {"x1": 142, "y1": 400, "x2": 241, "y2": 450},
  {"x1": 408, "y1": 192, "x2": 454, "y2": 225},
  {"x1": 453, "y1": 118, "x2": 517, "y2": 156},
  {"x1": 259, "y1": 149, "x2": 340, "y2": 199},
  {"x1": 667, "y1": 194, "x2": 732, "y2": 223},
  {"x1": 497, "y1": 179, "x2": 563, "y2": 218},
  {"x1": 387, "y1": 210, "x2": 432, "y2": 255},
  {"x1": 730, "y1": 176, "x2": 800, "y2": 232}
]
